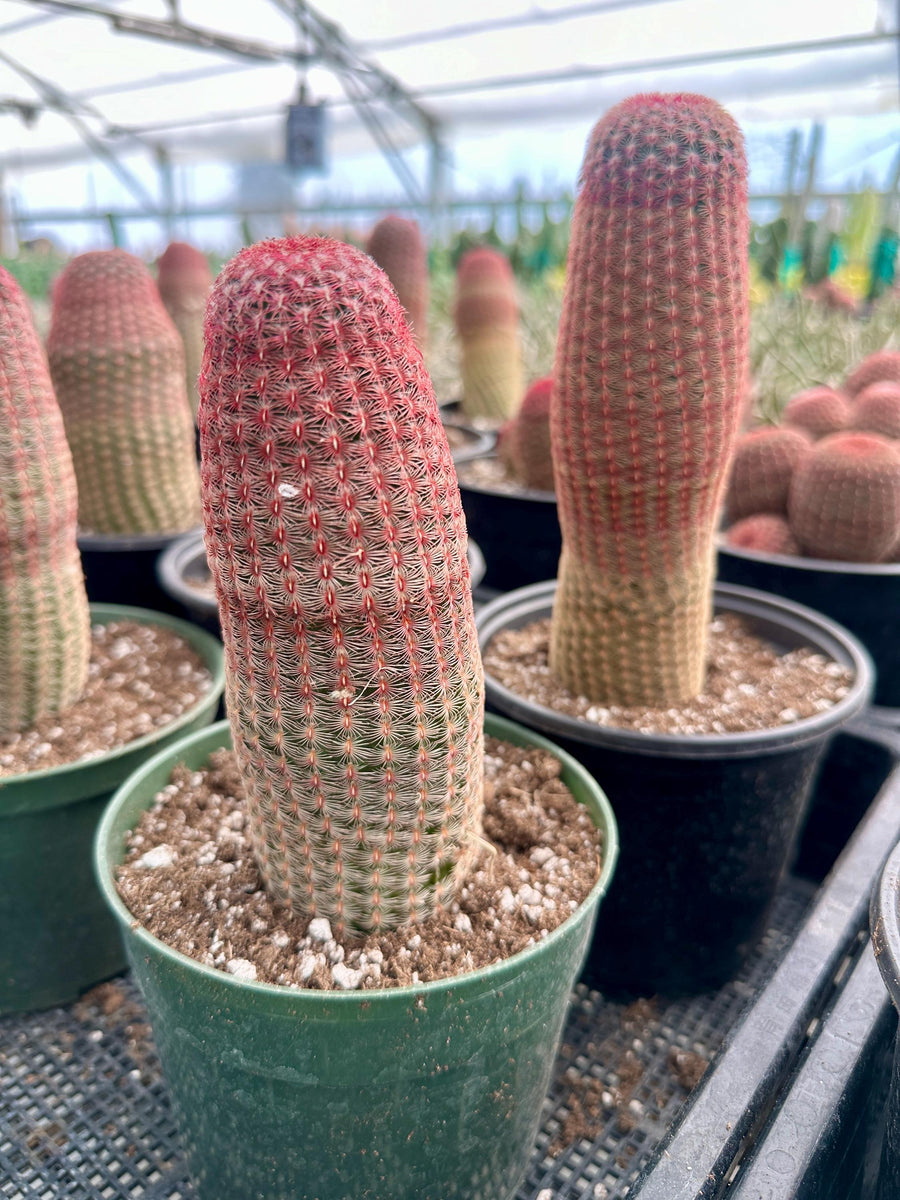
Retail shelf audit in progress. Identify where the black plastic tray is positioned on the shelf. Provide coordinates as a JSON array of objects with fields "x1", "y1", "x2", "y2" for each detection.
[{"x1": 1, "y1": 723, "x2": 897, "y2": 1200}]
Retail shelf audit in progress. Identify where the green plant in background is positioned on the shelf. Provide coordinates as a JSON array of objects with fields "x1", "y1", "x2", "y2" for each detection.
[
  {"x1": 200, "y1": 234, "x2": 485, "y2": 934},
  {"x1": 0, "y1": 265, "x2": 90, "y2": 735},
  {"x1": 47, "y1": 249, "x2": 202, "y2": 536}
]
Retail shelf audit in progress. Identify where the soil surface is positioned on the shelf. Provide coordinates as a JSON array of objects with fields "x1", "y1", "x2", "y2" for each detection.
[
  {"x1": 0, "y1": 621, "x2": 213, "y2": 776},
  {"x1": 457, "y1": 454, "x2": 543, "y2": 495},
  {"x1": 116, "y1": 735, "x2": 604, "y2": 991},
  {"x1": 483, "y1": 614, "x2": 854, "y2": 736}
]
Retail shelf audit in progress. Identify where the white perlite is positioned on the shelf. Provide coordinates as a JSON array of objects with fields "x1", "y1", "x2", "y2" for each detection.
[
  {"x1": 225, "y1": 958, "x2": 257, "y2": 982},
  {"x1": 136, "y1": 844, "x2": 176, "y2": 870},
  {"x1": 307, "y1": 917, "x2": 333, "y2": 943}
]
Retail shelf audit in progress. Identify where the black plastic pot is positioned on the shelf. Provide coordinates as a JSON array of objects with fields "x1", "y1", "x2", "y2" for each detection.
[
  {"x1": 158, "y1": 528, "x2": 487, "y2": 636},
  {"x1": 442, "y1": 415, "x2": 496, "y2": 465},
  {"x1": 79, "y1": 529, "x2": 201, "y2": 617},
  {"x1": 477, "y1": 580, "x2": 873, "y2": 995},
  {"x1": 717, "y1": 540, "x2": 900, "y2": 711},
  {"x1": 459, "y1": 456, "x2": 560, "y2": 592},
  {"x1": 871, "y1": 834, "x2": 900, "y2": 1200}
]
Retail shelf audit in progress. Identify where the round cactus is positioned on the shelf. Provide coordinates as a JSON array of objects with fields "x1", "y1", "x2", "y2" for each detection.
[
  {"x1": 454, "y1": 246, "x2": 524, "y2": 422},
  {"x1": 850, "y1": 382, "x2": 900, "y2": 440},
  {"x1": 725, "y1": 426, "x2": 811, "y2": 520},
  {"x1": 0, "y1": 266, "x2": 90, "y2": 734},
  {"x1": 844, "y1": 349, "x2": 900, "y2": 399},
  {"x1": 549, "y1": 93, "x2": 749, "y2": 706},
  {"x1": 788, "y1": 432, "x2": 900, "y2": 562},
  {"x1": 782, "y1": 386, "x2": 850, "y2": 440},
  {"x1": 364, "y1": 214, "x2": 429, "y2": 351},
  {"x1": 156, "y1": 241, "x2": 213, "y2": 419},
  {"x1": 200, "y1": 235, "x2": 484, "y2": 935},
  {"x1": 48, "y1": 249, "x2": 201, "y2": 536},
  {"x1": 724, "y1": 514, "x2": 800, "y2": 556},
  {"x1": 511, "y1": 376, "x2": 555, "y2": 492}
]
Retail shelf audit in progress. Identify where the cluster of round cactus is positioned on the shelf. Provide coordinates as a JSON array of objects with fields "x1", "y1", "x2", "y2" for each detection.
[{"x1": 724, "y1": 349, "x2": 900, "y2": 562}]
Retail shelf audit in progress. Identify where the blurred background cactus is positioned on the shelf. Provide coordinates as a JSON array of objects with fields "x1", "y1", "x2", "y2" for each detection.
[
  {"x1": 0, "y1": 265, "x2": 90, "y2": 735},
  {"x1": 549, "y1": 92, "x2": 749, "y2": 706},
  {"x1": 156, "y1": 241, "x2": 214, "y2": 420},
  {"x1": 453, "y1": 245, "x2": 524, "y2": 422},
  {"x1": 365, "y1": 214, "x2": 430, "y2": 352},
  {"x1": 47, "y1": 250, "x2": 201, "y2": 537},
  {"x1": 200, "y1": 234, "x2": 484, "y2": 935},
  {"x1": 501, "y1": 375, "x2": 555, "y2": 492}
]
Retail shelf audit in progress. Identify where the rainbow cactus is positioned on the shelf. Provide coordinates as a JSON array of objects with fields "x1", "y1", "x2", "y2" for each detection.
[
  {"x1": 782, "y1": 386, "x2": 850, "y2": 440},
  {"x1": 725, "y1": 426, "x2": 811, "y2": 520},
  {"x1": 510, "y1": 376, "x2": 555, "y2": 492},
  {"x1": 844, "y1": 350, "x2": 900, "y2": 399},
  {"x1": 364, "y1": 215, "x2": 430, "y2": 351},
  {"x1": 157, "y1": 241, "x2": 213, "y2": 419},
  {"x1": 788, "y1": 432, "x2": 900, "y2": 562},
  {"x1": 850, "y1": 382, "x2": 900, "y2": 440},
  {"x1": 0, "y1": 267, "x2": 90, "y2": 734},
  {"x1": 200, "y1": 235, "x2": 484, "y2": 935},
  {"x1": 47, "y1": 250, "x2": 201, "y2": 536},
  {"x1": 454, "y1": 246, "x2": 524, "y2": 422},
  {"x1": 549, "y1": 93, "x2": 749, "y2": 706},
  {"x1": 725, "y1": 514, "x2": 800, "y2": 556}
]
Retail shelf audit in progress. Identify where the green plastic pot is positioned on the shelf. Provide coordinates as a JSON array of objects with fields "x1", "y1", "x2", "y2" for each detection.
[
  {"x1": 95, "y1": 715, "x2": 618, "y2": 1200},
  {"x1": 0, "y1": 604, "x2": 225, "y2": 1015}
]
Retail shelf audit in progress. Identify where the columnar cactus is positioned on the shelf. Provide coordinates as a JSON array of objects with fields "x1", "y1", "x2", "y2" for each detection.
[
  {"x1": 0, "y1": 266, "x2": 90, "y2": 734},
  {"x1": 850, "y1": 382, "x2": 900, "y2": 440},
  {"x1": 844, "y1": 349, "x2": 900, "y2": 399},
  {"x1": 549, "y1": 93, "x2": 749, "y2": 706},
  {"x1": 725, "y1": 514, "x2": 800, "y2": 556},
  {"x1": 156, "y1": 241, "x2": 213, "y2": 419},
  {"x1": 47, "y1": 250, "x2": 201, "y2": 536},
  {"x1": 200, "y1": 235, "x2": 485, "y2": 935},
  {"x1": 788, "y1": 432, "x2": 900, "y2": 562},
  {"x1": 510, "y1": 376, "x2": 555, "y2": 492},
  {"x1": 364, "y1": 215, "x2": 429, "y2": 351},
  {"x1": 782, "y1": 386, "x2": 850, "y2": 439},
  {"x1": 454, "y1": 246, "x2": 524, "y2": 421},
  {"x1": 725, "y1": 426, "x2": 811, "y2": 520}
]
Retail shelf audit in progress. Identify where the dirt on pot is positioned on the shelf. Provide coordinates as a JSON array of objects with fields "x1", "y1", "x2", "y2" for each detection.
[
  {"x1": 483, "y1": 614, "x2": 853, "y2": 736},
  {"x1": 0, "y1": 621, "x2": 213, "y2": 776},
  {"x1": 115, "y1": 735, "x2": 604, "y2": 992}
]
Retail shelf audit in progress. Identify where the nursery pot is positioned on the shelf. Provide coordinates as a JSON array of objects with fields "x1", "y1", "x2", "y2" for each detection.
[
  {"x1": 441, "y1": 414, "x2": 496, "y2": 465},
  {"x1": 94, "y1": 714, "x2": 618, "y2": 1200},
  {"x1": 717, "y1": 540, "x2": 900, "y2": 711},
  {"x1": 0, "y1": 605, "x2": 225, "y2": 1015},
  {"x1": 78, "y1": 528, "x2": 202, "y2": 616},
  {"x1": 871, "y1": 838, "x2": 900, "y2": 1200},
  {"x1": 477, "y1": 581, "x2": 873, "y2": 996},
  {"x1": 158, "y1": 527, "x2": 487, "y2": 634},
  {"x1": 459, "y1": 455, "x2": 561, "y2": 592}
]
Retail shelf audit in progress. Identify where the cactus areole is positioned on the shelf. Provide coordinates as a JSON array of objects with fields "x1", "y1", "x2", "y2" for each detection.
[
  {"x1": 549, "y1": 93, "x2": 750, "y2": 706},
  {"x1": 199, "y1": 236, "x2": 485, "y2": 935}
]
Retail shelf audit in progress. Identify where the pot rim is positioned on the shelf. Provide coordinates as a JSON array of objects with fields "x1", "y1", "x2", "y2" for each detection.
[
  {"x1": 94, "y1": 713, "x2": 619, "y2": 1010},
  {"x1": 476, "y1": 579, "x2": 874, "y2": 760},
  {"x1": 78, "y1": 526, "x2": 202, "y2": 553},
  {"x1": 872, "y1": 837, "x2": 900, "y2": 1011},
  {"x1": 457, "y1": 452, "x2": 557, "y2": 503},
  {"x1": 0, "y1": 603, "x2": 225, "y2": 793},
  {"x1": 717, "y1": 535, "x2": 900, "y2": 577},
  {"x1": 440, "y1": 417, "x2": 497, "y2": 465}
]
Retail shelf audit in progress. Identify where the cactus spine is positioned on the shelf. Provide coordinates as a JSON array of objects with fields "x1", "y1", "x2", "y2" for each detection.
[
  {"x1": 47, "y1": 250, "x2": 201, "y2": 536},
  {"x1": 454, "y1": 246, "x2": 524, "y2": 421},
  {"x1": 200, "y1": 236, "x2": 484, "y2": 935},
  {"x1": 0, "y1": 266, "x2": 90, "y2": 734},
  {"x1": 549, "y1": 93, "x2": 749, "y2": 706},
  {"x1": 788, "y1": 432, "x2": 900, "y2": 562},
  {"x1": 725, "y1": 426, "x2": 811, "y2": 520},
  {"x1": 156, "y1": 241, "x2": 213, "y2": 420},
  {"x1": 365, "y1": 215, "x2": 430, "y2": 351}
]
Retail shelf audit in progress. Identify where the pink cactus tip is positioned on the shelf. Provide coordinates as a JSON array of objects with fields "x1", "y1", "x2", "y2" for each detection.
[
  {"x1": 782, "y1": 387, "x2": 850, "y2": 439},
  {"x1": 725, "y1": 513, "x2": 800, "y2": 557}
]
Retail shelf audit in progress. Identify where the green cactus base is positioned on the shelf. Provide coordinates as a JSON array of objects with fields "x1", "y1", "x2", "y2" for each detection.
[
  {"x1": 95, "y1": 715, "x2": 618, "y2": 1200},
  {"x1": 0, "y1": 605, "x2": 225, "y2": 1015}
]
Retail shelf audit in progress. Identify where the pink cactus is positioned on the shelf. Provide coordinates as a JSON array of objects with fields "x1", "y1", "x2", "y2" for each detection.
[
  {"x1": 454, "y1": 246, "x2": 524, "y2": 421},
  {"x1": 782, "y1": 386, "x2": 850, "y2": 440},
  {"x1": 725, "y1": 426, "x2": 811, "y2": 520},
  {"x1": 850, "y1": 382, "x2": 900, "y2": 440},
  {"x1": 788, "y1": 432, "x2": 900, "y2": 562},
  {"x1": 510, "y1": 376, "x2": 555, "y2": 492},
  {"x1": 724, "y1": 514, "x2": 800, "y2": 557},
  {"x1": 364, "y1": 215, "x2": 430, "y2": 350},
  {"x1": 844, "y1": 349, "x2": 900, "y2": 399},
  {"x1": 199, "y1": 235, "x2": 484, "y2": 934},
  {"x1": 549, "y1": 93, "x2": 749, "y2": 705},
  {"x1": 157, "y1": 240, "x2": 213, "y2": 419}
]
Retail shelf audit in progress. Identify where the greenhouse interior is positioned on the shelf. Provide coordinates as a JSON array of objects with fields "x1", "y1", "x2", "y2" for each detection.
[{"x1": 4, "y1": 1, "x2": 900, "y2": 1198}]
